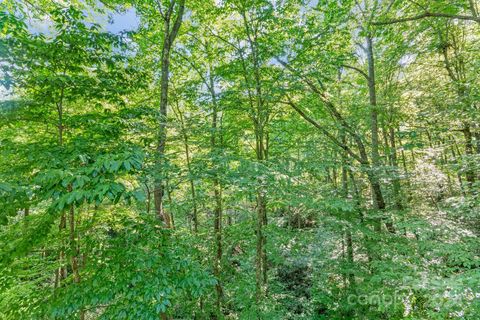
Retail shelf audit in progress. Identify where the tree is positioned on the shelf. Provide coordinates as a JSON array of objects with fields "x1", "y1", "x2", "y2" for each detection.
[{"x1": 1, "y1": 0, "x2": 480, "y2": 319}]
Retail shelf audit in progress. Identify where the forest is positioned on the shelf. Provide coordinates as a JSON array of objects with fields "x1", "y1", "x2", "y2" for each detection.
[{"x1": 0, "y1": 0, "x2": 479, "y2": 319}]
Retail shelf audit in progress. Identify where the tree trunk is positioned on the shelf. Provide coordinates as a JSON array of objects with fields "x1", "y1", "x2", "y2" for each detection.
[
  {"x1": 366, "y1": 34, "x2": 393, "y2": 233},
  {"x1": 254, "y1": 125, "x2": 268, "y2": 301},
  {"x1": 451, "y1": 144, "x2": 466, "y2": 196},
  {"x1": 462, "y1": 124, "x2": 476, "y2": 190},
  {"x1": 341, "y1": 132, "x2": 355, "y2": 287},
  {"x1": 239, "y1": 8, "x2": 269, "y2": 300},
  {"x1": 210, "y1": 71, "x2": 224, "y2": 314},
  {"x1": 154, "y1": 33, "x2": 172, "y2": 226},
  {"x1": 174, "y1": 102, "x2": 198, "y2": 233},
  {"x1": 153, "y1": 0, "x2": 185, "y2": 228},
  {"x1": 389, "y1": 127, "x2": 403, "y2": 211},
  {"x1": 55, "y1": 85, "x2": 68, "y2": 288},
  {"x1": 474, "y1": 131, "x2": 480, "y2": 155}
]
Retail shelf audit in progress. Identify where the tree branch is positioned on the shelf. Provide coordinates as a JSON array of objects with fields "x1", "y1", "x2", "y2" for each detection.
[
  {"x1": 169, "y1": 0, "x2": 185, "y2": 44},
  {"x1": 275, "y1": 56, "x2": 371, "y2": 165},
  {"x1": 154, "y1": 0, "x2": 165, "y2": 19},
  {"x1": 373, "y1": 12, "x2": 480, "y2": 25},
  {"x1": 282, "y1": 98, "x2": 363, "y2": 163},
  {"x1": 341, "y1": 64, "x2": 369, "y2": 80}
]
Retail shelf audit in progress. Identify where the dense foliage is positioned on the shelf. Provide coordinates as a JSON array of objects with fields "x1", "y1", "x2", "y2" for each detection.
[{"x1": 1, "y1": 0, "x2": 479, "y2": 319}]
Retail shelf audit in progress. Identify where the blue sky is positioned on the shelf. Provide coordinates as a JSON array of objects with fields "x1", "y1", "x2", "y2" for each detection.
[
  {"x1": 25, "y1": 6, "x2": 140, "y2": 35},
  {"x1": 105, "y1": 8, "x2": 139, "y2": 34},
  {"x1": 0, "y1": 6, "x2": 140, "y2": 101}
]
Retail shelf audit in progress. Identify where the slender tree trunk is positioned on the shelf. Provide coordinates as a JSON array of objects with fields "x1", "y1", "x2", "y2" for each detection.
[
  {"x1": 442, "y1": 146, "x2": 454, "y2": 195},
  {"x1": 255, "y1": 178, "x2": 267, "y2": 300},
  {"x1": 239, "y1": 8, "x2": 269, "y2": 301},
  {"x1": 397, "y1": 132, "x2": 409, "y2": 175},
  {"x1": 154, "y1": 34, "x2": 172, "y2": 226},
  {"x1": 189, "y1": 179, "x2": 198, "y2": 233},
  {"x1": 341, "y1": 132, "x2": 355, "y2": 287},
  {"x1": 67, "y1": 184, "x2": 83, "y2": 320},
  {"x1": 462, "y1": 124, "x2": 476, "y2": 190},
  {"x1": 366, "y1": 34, "x2": 394, "y2": 233},
  {"x1": 382, "y1": 126, "x2": 391, "y2": 165},
  {"x1": 254, "y1": 127, "x2": 268, "y2": 301},
  {"x1": 451, "y1": 144, "x2": 466, "y2": 196},
  {"x1": 439, "y1": 25, "x2": 476, "y2": 192},
  {"x1": 175, "y1": 103, "x2": 198, "y2": 233},
  {"x1": 213, "y1": 179, "x2": 223, "y2": 314},
  {"x1": 153, "y1": 0, "x2": 185, "y2": 228},
  {"x1": 153, "y1": 6, "x2": 185, "y2": 319},
  {"x1": 366, "y1": 36, "x2": 381, "y2": 207},
  {"x1": 209, "y1": 71, "x2": 224, "y2": 314},
  {"x1": 55, "y1": 213, "x2": 67, "y2": 288},
  {"x1": 389, "y1": 127, "x2": 403, "y2": 211},
  {"x1": 68, "y1": 209, "x2": 80, "y2": 284},
  {"x1": 474, "y1": 131, "x2": 480, "y2": 155},
  {"x1": 55, "y1": 88, "x2": 68, "y2": 287},
  {"x1": 145, "y1": 183, "x2": 151, "y2": 214},
  {"x1": 57, "y1": 108, "x2": 63, "y2": 146},
  {"x1": 67, "y1": 186, "x2": 80, "y2": 283},
  {"x1": 345, "y1": 229, "x2": 354, "y2": 286}
]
